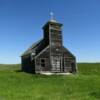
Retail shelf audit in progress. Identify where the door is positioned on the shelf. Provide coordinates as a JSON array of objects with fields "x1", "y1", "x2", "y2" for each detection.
[{"x1": 51, "y1": 56, "x2": 62, "y2": 72}]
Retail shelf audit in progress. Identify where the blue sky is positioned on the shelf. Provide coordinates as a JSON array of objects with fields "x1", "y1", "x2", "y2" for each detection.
[{"x1": 0, "y1": 0, "x2": 100, "y2": 64}]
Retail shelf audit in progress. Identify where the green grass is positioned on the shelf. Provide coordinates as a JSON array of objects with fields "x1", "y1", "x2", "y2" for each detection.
[{"x1": 0, "y1": 63, "x2": 100, "y2": 100}]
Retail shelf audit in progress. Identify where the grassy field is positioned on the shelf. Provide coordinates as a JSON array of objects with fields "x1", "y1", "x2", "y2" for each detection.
[{"x1": 0, "y1": 63, "x2": 100, "y2": 100}]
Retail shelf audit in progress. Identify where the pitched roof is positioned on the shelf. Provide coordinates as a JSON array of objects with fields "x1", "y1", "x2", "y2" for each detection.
[
  {"x1": 62, "y1": 46, "x2": 75, "y2": 58},
  {"x1": 21, "y1": 39, "x2": 43, "y2": 57}
]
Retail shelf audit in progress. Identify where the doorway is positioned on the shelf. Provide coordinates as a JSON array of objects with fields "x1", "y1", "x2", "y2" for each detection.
[{"x1": 51, "y1": 56, "x2": 62, "y2": 72}]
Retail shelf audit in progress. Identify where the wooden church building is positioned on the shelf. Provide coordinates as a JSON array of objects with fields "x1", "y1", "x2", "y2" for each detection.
[{"x1": 21, "y1": 15, "x2": 77, "y2": 74}]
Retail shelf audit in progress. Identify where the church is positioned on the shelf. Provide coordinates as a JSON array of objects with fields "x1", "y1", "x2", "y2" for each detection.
[{"x1": 21, "y1": 15, "x2": 77, "y2": 74}]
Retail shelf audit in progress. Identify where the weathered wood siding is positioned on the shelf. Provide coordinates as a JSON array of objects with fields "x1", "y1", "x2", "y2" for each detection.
[
  {"x1": 35, "y1": 47, "x2": 50, "y2": 73},
  {"x1": 62, "y1": 47, "x2": 77, "y2": 73}
]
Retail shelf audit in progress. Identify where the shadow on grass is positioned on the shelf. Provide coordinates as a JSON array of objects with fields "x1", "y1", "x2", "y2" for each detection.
[
  {"x1": 90, "y1": 91, "x2": 100, "y2": 99},
  {"x1": 14, "y1": 70, "x2": 36, "y2": 75},
  {"x1": 15, "y1": 70, "x2": 23, "y2": 73}
]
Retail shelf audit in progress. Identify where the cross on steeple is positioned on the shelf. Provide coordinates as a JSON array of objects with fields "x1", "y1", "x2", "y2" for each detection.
[
  {"x1": 49, "y1": 12, "x2": 57, "y2": 22},
  {"x1": 50, "y1": 12, "x2": 54, "y2": 20}
]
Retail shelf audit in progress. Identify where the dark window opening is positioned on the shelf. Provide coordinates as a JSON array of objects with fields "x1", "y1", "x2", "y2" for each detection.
[{"x1": 41, "y1": 59, "x2": 45, "y2": 67}]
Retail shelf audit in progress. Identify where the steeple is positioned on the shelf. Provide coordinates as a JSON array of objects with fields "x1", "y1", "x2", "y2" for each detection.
[{"x1": 43, "y1": 13, "x2": 62, "y2": 29}]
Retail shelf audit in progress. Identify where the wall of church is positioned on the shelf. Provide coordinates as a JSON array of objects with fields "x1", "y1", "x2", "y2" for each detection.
[
  {"x1": 21, "y1": 56, "x2": 35, "y2": 73},
  {"x1": 35, "y1": 47, "x2": 51, "y2": 73},
  {"x1": 63, "y1": 52, "x2": 77, "y2": 73}
]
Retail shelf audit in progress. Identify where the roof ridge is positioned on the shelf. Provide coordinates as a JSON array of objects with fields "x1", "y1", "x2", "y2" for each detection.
[{"x1": 21, "y1": 39, "x2": 43, "y2": 56}]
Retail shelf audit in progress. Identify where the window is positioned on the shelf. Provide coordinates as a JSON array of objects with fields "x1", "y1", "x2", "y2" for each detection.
[{"x1": 41, "y1": 59, "x2": 45, "y2": 67}]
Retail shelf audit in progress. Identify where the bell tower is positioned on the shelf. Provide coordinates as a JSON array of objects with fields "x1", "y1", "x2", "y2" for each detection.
[{"x1": 43, "y1": 13, "x2": 63, "y2": 72}]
